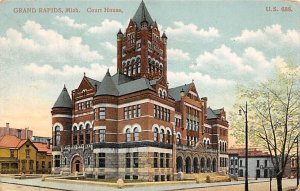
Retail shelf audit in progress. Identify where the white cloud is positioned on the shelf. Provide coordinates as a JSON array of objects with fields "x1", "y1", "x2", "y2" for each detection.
[
  {"x1": 55, "y1": 16, "x2": 87, "y2": 29},
  {"x1": 87, "y1": 19, "x2": 123, "y2": 34},
  {"x1": 232, "y1": 24, "x2": 300, "y2": 48},
  {"x1": 24, "y1": 63, "x2": 116, "y2": 79},
  {"x1": 165, "y1": 21, "x2": 219, "y2": 39},
  {"x1": 101, "y1": 42, "x2": 117, "y2": 52},
  {"x1": 0, "y1": 20, "x2": 102, "y2": 63},
  {"x1": 168, "y1": 48, "x2": 190, "y2": 61},
  {"x1": 190, "y1": 45, "x2": 279, "y2": 82},
  {"x1": 168, "y1": 71, "x2": 235, "y2": 88}
]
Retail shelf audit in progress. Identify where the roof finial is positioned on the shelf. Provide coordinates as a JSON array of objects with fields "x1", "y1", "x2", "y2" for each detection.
[
  {"x1": 64, "y1": 84, "x2": 66, "y2": 89},
  {"x1": 84, "y1": 72, "x2": 86, "y2": 77}
]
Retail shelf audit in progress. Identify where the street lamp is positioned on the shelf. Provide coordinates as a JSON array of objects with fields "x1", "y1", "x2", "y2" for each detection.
[
  {"x1": 296, "y1": 136, "x2": 299, "y2": 187},
  {"x1": 239, "y1": 101, "x2": 249, "y2": 191}
]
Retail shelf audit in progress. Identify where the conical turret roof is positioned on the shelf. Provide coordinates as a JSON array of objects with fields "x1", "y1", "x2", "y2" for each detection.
[
  {"x1": 95, "y1": 70, "x2": 119, "y2": 96},
  {"x1": 53, "y1": 85, "x2": 72, "y2": 108}
]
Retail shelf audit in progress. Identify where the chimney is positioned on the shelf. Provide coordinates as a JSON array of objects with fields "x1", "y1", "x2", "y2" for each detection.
[
  {"x1": 25, "y1": 127, "x2": 29, "y2": 139},
  {"x1": 6, "y1": 123, "x2": 9, "y2": 128},
  {"x1": 17, "y1": 129, "x2": 21, "y2": 139},
  {"x1": 201, "y1": 97, "x2": 208, "y2": 116}
]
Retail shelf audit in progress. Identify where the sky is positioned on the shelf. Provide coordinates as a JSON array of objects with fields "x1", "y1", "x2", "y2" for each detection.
[{"x1": 0, "y1": 0, "x2": 299, "y2": 139}]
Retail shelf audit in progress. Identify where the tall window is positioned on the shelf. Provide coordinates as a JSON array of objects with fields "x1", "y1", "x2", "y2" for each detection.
[
  {"x1": 99, "y1": 107, "x2": 106, "y2": 119},
  {"x1": 126, "y1": 153, "x2": 131, "y2": 168},
  {"x1": 160, "y1": 153, "x2": 164, "y2": 168},
  {"x1": 160, "y1": 129, "x2": 165, "y2": 143},
  {"x1": 73, "y1": 127, "x2": 77, "y2": 145},
  {"x1": 154, "y1": 152, "x2": 158, "y2": 168},
  {"x1": 166, "y1": 153, "x2": 170, "y2": 168},
  {"x1": 86, "y1": 124, "x2": 90, "y2": 144},
  {"x1": 133, "y1": 105, "x2": 136, "y2": 117},
  {"x1": 133, "y1": 152, "x2": 138, "y2": 168},
  {"x1": 99, "y1": 153, "x2": 105, "y2": 168},
  {"x1": 79, "y1": 125, "x2": 84, "y2": 144},
  {"x1": 137, "y1": 62, "x2": 141, "y2": 73},
  {"x1": 126, "y1": 128, "x2": 131, "y2": 142},
  {"x1": 54, "y1": 155, "x2": 60, "y2": 167},
  {"x1": 176, "y1": 134, "x2": 181, "y2": 144},
  {"x1": 153, "y1": 127, "x2": 158, "y2": 142},
  {"x1": 133, "y1": 127, "x2": 139, "y2": 141},
  {"x1": 54, "y1": 126, "x2": 60, "y2": 146},
  {"x1": 166, "y1": 130, "x2": 171, "y2": 144},
  {"x1": 99, "y1": 129, "x2": 105, "y2": 142},
  {"x1": 137, "y1": 104, "x2": 141, "y2": 117}
]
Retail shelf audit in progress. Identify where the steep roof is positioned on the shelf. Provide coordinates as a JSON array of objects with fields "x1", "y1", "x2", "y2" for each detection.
[
  {"x1": 207, "y1": 107, "x2": 219, "y2": 119},
  {"x1": 168, "y1": 83, "x2": 193, "y2": 101},
  {"x1": 33, "y1": 142, "x2": 52, "y2": 155},
  {"x1": 118, "y1": 78, "x2": 154, "y2": 96},
  {"x1": 132, "y1": 0, "x2": 154, "y2": 29},
  {"x1": 53, "y1": 85, "x2": 72, "y2": 108},
  {"x1": 86, "y1": 77, "x2": 101, "y2": 88},
  {"x1": 95, "y1": 70, "x2": 119, "y2": 96},
  {"x1": 112, "y1": 72, "x2": 133, "y2": 85},
  {"x1": 0, "y1": 135, "x2": 27, "y2": 149}
]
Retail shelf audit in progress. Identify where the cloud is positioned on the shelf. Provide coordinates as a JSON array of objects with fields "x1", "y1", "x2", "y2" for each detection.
[
  {"x1": 0, "y1": 20, "x2": 102, "y2": 63},
  {"x1": 232, "y1": 24, "x2": 300, "y2": 48},
  {"x1": 24, "y1": 63, "x2": 116, "y2": 79},
  {"x1": 55, "y1": 16, "x2": 87, "y2": 29},
  {"x1": 168, "y1": 48, "x2": 190, "y2": 61},
  {"x1": 101, "y1": 42, "x2": 117, "y2": 52},
  {"x1": 190, "y1": 44, "x2": 279, "y2": 82},
  {"x1": 87, "y1": 19, "x2": 123, "y2": 34},
  {"x1": 165, "y1": 21, "x2": 219, "y2": 39}
]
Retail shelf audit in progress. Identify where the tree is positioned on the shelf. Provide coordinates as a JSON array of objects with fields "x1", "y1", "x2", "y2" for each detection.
[{"x1": 230, "y1": 62, "x2": 300, "y2": 191}]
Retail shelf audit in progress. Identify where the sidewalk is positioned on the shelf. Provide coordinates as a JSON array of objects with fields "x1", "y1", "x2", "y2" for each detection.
[{"x1": 0, "y1": 176, "x2": 297, "y2": 191}]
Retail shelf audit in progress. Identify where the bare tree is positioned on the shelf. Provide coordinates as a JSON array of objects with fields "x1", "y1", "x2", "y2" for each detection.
[{"x1": 230, "y1": 64, "x2": 300, "y2": 191}]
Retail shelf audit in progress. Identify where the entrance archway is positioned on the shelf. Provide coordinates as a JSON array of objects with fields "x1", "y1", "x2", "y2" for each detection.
[
  {"x1": 71, "y1": 155, "x2": 83, "y2": 173},
  {"x1": 200, "y1": 158, "x2": 205, "y2": 172},
  {"x1": 185, "y1": 157, "x2": 191, "y2": 173},
  {"x1": 176, "y1": 156, "x2": 183, "y2": 172},
  {"x1": 212, "y1": 158, "x2": 217, "y2": 172},
  {"x1": 193, "y1": 157, "x2": 199, "y2": 173}
]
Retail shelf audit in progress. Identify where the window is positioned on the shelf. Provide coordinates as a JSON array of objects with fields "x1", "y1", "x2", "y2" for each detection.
[
  {"x1": 54, "y1": 126, "x2": 60, "y2": 146},
  {"x1": 133, "y1": 127, "x2": 139, "y2": 141},
  {"x1": 87, "y1": 157, "x2": 91, "y2": 165},
  {"x1": 99, "y1": 107, "x2": 106, "y2": 119},
  {"x1": 166, "y1": 130, "x2": 171, "y2": 144},
  {"x1": 154, "y1": 152, "x2": 158, "y2": 168},
  {"x1": 86, "y1": 124, "x2": 90, "y2": 144},
  {"x1": 265, "y1": 160, "x2": 268, "y2": 167},
  {"x1": 128, "y1": 106, "x2": 132, "y2": 118},
  {"x1": 133, "y1": 152, "x2": 138, "y2": 168},
  {"x1": 240, "y1": 160, "x2": 243, "y2": 167},
  {"x1": 79, "y1": 125, "x2": 84, "y2": 144},
  {"x1": 29, "y1": 160, "x2": 34, "y2": 170},
  {"x1": 160, "y1": 153, "x2": 164, "y2": 168},
  {"x1": 160, "y1": 129, "x2": 165, "y2": 143},
  {"x1": 99, "y1": 153, "x2": 105, "y2": 168},
  {"x1": 26, "y1": 149, "x2": 30, "y2": 158},
  {"x1": 124, "y1": 107, "x2": 128, "y2": 119},
  {"x1": 99, "y1": 129, "x2": 105, "y2": 142},
  {"x1": 137, "y1": 62, "x2": 141, "y2": 73},
  {"x1": 166, "y1": 154, "x2": 170, "y2": 168},
  {"x1": 153, "y1": 127, "x2": 158, "y2": 142},
  {"x1": 126, "y1": 153, "x2": 131, "y2": 168},
  {"x1": 73, "y1": 127, "x2": 78, "y2": 145},
  {"x1": 125, "y1": 175, "x2": 130, "y2": 180},
  {"x1": 42, "y1": 161, "x2": 45, "y2": 169},
  {"x1": 137, "y1": 104, "x2": 141, "y2": 117},
  {"x1": 133, "y1": 175, "x2": 138, "y2": 180},
  {"x1": 257, "y1": 160, "x2": 260, "y2": 168},
  {"x1": 54, "y1": 155, "x2": 60, "y2": 167},
  {"x1": 10, "y1": 150, "x2": 14, "y2": 158},
  {"x1": 176, "y1": 134, "x2": 181, "y2": 144},
  {"x1": 126, "y1": 128, "x2": 131, "y2": 142},
  {"x1": 94, "y1": 109, "x2": 97, "y2": 120},
  {"x1": 133, "y1": 105, "x2": 136, "y2": 117},
  {"x1": 64, "y1": 157, "x2": 67, "y2": 165}
]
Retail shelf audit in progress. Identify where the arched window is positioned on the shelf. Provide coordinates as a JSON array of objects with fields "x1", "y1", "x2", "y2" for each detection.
[
  {"x1": 159, "y1": 65, "x2": 163, "y2": 74},
  {"x1": 159, "y1": 90, "x2": 163, "y2": 97},
  {"x1": 166, "y1": 130, "x2": 171, "y2": 144},
  {"x1": 160, "y1": 129, "x2": 165, "y2": 143},
  {"x1": 128, "y1": 65, "x2": 131, "y2": 76},
  {"x1": 126, "y1": 128, "x2": 131, "y2": 142},
  {"x1": 73, "y1": 126, "x2": 77, "y2": 145},
  {"x1": 133, "y1": 127, "x2": 139, "y2": 141},
  {"x1": 86, "y1": 124, "x2": 90, "y2": 144},
  {"x1": 224, "y1": 142, "x2": 227, "y2": 152},
  {"x1": 176, "y1": 134, "x2": 181, "y2": 144},
  {"x1": 54, "y1": 126, "x2": 60, "y2": 146},
  {"x1": 153, "y1": 127, "x2": 158, "y2": 142},
  {"x1": 155, "y1": 63, "x2": 159, "y2": 73},
  {"x1": 79, "y1": 125, "x2": 84, "y2": 144},
  {"x1": 137, "y1": 58, "x2": 141, "y2": 73}
]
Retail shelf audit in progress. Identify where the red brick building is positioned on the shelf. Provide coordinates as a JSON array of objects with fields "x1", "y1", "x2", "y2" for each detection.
[{"x1": 51, "y1": 1, "x2": 229, "y2": 181}]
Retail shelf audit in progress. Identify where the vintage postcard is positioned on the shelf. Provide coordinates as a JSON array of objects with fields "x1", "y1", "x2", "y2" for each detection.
[{"x1": 0, "y1": 0, "x2": 299, "y2": 191}]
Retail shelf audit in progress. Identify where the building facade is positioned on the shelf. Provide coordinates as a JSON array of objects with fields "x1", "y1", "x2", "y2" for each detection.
[
  {"x1": 228, "y1": 148, "x2": 274, "y2": 178},
  {"x1": 0, "y1": 135, "x2": 52, "y2": 174},
  {"x1": 51, "y1": 1, "x2": 229, "y2": 181}
]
